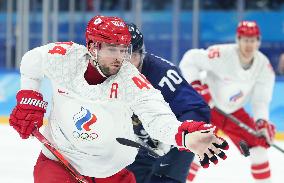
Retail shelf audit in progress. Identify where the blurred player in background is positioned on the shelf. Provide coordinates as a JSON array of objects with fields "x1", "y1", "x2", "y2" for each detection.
[
  {"x1": 9, "y1": 15, "x2": 229, "y2": 183},
  {"x1": 180, "y1": 20, "x2": 276, "y2": 183},
  {"x1": 126, "y1": 23, "x2": 218, "y2": 183}
]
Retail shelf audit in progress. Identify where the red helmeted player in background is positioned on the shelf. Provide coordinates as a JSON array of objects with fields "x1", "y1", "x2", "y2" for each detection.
[{"x1": 180, "y1": 21, "x2": 276, "y2": 183}]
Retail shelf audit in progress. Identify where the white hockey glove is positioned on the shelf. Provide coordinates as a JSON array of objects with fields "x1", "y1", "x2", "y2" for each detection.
[{"x1": 175, "y1": 120, "x2": 229, "y2": 168}]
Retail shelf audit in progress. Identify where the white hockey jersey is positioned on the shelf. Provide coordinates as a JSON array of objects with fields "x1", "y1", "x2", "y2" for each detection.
[
  {"x1": 179, "y1": 44, "x2": 275, "y2": 120},
  {"x1": 19, "y1": 42, "x2": 181, "y2": 177}
]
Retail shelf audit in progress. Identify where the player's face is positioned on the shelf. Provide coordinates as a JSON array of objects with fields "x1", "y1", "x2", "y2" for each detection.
[
  {"x1": 130, "y1": 52, "x2": 142, "y2": 69},
  {"x1": 238, "y1": 36, "x2": 260, "y2": 60},
  {"x1": 89, "y1": 42, "x2": 131, "y2": 76}
]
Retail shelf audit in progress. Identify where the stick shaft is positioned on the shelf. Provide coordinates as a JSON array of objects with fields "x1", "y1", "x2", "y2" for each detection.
[
  {"x1": 214, "y1": 107, "x2": 284, "y2": 154},
  {"x1": 32, "y1": 130, "x2": 89, "y2": 183}
]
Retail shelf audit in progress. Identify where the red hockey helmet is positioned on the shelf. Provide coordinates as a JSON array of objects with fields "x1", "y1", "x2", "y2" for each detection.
[
  {"x1": 236, "y1": 21, "x2": 260, "y2": 38},
  {"x1": 85, "y1": 15, "x2": 131, "y2": 46}
]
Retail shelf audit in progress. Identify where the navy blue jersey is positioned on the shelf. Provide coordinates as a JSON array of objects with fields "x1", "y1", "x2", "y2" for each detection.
[
  {"x1": 141, "y1": 53, "x2": 209, "y2": 120},
  {"x1": 127, "y1": 53, "x2": 210, "y2": 183}
]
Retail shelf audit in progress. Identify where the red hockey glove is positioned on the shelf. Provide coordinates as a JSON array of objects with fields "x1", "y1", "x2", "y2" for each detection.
[
  {"x1": 191, "y1": 80, "x2": 212, "y2": 104},
  {"x1": 175, "y1": 121, "x2": 229, "y2": 168},
  {"x1": 255, "y1": 119, "x2": 275, "y2": 148},
  {"x1": 9, "y1": 90, "x2": 47, "y2": 139}
]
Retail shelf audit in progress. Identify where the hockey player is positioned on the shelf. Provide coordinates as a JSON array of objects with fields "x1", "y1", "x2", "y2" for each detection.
[
  {"x1": 126, "y1": 23, "x2": 212, "y2": 183},
  {"x1": 9, "y1": 15, "x2": 229, "y2": 183},
  {"x1": 179, "y1": 20, "x2": 276, "y2": 183}
]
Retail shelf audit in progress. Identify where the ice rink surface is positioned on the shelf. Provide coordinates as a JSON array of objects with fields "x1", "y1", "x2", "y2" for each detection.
[{"x1": 0, "y1": 124, "x2": 283, "y2": 183}]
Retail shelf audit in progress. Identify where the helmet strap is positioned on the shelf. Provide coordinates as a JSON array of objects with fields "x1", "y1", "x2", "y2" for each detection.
[
  {"x1": 137, "y1": 56, "x2": 144, "y2": 71},
  {"x1": 87, "y1": 42, "x2": 107, "y2": 78}
]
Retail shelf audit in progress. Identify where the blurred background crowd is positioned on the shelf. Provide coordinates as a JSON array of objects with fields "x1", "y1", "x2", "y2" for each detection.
[
  {"x1": 1, "y1": 0, "x2": 284, "y2": 71},
  {"x1": 0, "y1": 0, "x2": 283, "y2": 131}
]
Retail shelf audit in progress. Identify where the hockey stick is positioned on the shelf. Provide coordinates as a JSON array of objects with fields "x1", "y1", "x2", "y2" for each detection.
[
  {"x1": 239, "y1": 140, "x2": 250, "y2": 157},
  {"x1": 32, "y1": 129, "x2": 89, "y2": 183},
  {"x1": 116, "y1": 137, "x2": 161, "y2": 158},
  {"x1": 214, "y1": 107, "x2": 284, "y2": 154}
]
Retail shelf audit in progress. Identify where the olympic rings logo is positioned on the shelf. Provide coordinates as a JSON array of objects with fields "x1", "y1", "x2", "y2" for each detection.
[{"x1": 72, "y1": 131, "x2": 99, "y2": 141}]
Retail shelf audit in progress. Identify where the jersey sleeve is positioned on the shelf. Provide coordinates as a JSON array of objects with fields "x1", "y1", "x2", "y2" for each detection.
[
  {"x1": 179, "y1": 44, "x2": 229, "y2": 84},
  {"x1": 20, "y1": 46, "x2": 47, "y2": 91},
  {"x1": 250, "y1": 59, "x2": 275, "y2": 121},
  {"x1": 179, "y1": 48, "x2": 212, "y2": 83},
  {"x1": 122, "y1": 63, "x2": 181, "y2": 146},
  {"x1": 20, "y1": 42, "x2": 89, "y2": 93}
]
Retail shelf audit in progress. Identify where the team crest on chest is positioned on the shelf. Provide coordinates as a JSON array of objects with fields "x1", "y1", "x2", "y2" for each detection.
[
  {"x1": 72, "y1": 107, "x2": 99, "y2": 141},
  {"x1": 229, "y1": 90, "x2": 243, "y2": 102}
]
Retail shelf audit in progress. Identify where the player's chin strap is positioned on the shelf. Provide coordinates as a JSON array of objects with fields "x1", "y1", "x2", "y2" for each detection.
[
  {"x1": 87, "y1": 52, "x2": 107, "y2": 78},
  {"x1": 137, "y1": 57, "x2": 144, "y2": 71},
  {"x1": 137, "y1": 46, "x2": 146, "y2": 71}
]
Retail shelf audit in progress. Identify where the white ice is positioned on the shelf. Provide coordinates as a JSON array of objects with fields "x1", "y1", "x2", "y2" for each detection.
[{"x1": 0, "y1": 124, "x2": 283, "y2": 183}]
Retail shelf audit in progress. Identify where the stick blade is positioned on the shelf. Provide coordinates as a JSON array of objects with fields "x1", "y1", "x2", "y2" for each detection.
[
  {"x1": 239, "y1": 140, "x2": 250, "y2": 157},
  {"x1": 116, "y1": 137, "x2": 141, "y2": 149},
  {"x1": 116, "y1": 138, "x2": 160, "y2": 158}
]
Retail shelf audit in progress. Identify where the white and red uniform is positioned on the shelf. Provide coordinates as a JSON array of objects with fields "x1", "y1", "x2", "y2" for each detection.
[
  {"x1": 179, "y1": 43, "x2": 275, "y2": 182},
  {"x1": 179, "y1": 43, "x2": 275, "y2": 120},
  {"x1": 20, "y1": 42, "x2": 181, "y2": 178}
]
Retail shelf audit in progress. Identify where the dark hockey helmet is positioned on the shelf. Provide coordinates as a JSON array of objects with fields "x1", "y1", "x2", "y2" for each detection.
[{"x1": 126, "y1": 23, "x2": 144, "y2": 53}]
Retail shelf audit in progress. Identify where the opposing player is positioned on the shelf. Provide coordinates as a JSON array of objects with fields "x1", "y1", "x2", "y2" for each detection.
[
  {"x1": 9, "y1": 15, "x2": 229, "y2": 183},
  {"x1": 126, "y1": 23, "x2": 213, "y2": 183},
  {"x1": 179, "y1": 20, "x2": 275, "y2": 183}
]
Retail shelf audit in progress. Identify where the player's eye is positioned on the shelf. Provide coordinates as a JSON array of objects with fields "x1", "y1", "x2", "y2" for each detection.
[{"x1": 120, "y1": 49, "x2": 127, "y2": 54}]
